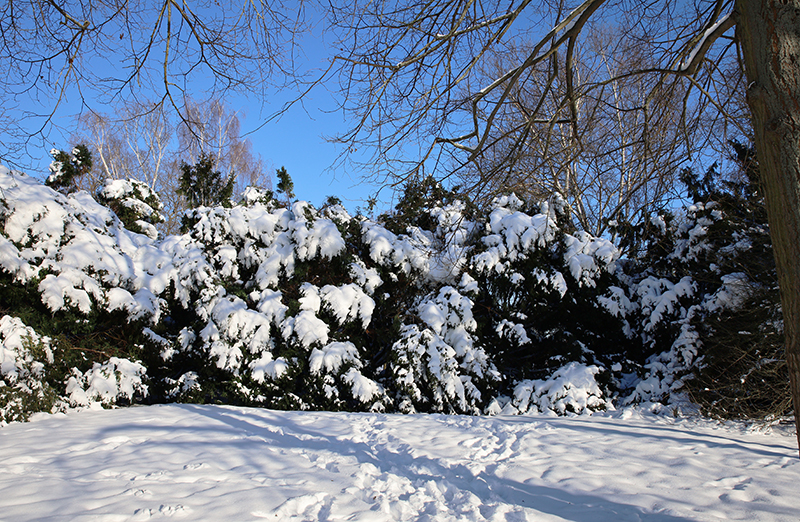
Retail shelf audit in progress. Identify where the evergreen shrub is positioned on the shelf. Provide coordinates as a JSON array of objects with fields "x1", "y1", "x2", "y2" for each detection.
[{"x1": 0, "y1": 148, "x2": 788, "y2": 423}]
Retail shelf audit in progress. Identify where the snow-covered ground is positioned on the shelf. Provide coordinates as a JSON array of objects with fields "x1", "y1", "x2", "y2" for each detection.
[{"x1": 0, "y1": 405, "x2": 798, "y2": 521}]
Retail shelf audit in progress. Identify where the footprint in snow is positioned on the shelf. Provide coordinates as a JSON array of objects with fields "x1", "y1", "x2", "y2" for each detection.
[{"x1": 132, "y1": 504, "x2": 190, "y2": 520}]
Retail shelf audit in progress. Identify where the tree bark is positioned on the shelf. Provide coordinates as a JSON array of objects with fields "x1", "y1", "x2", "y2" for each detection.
[{"x1": 737, "y1": 0, "x2": 800, "y2": 455}]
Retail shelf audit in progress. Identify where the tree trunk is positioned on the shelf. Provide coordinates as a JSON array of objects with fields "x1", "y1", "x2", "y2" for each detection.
[{"x1": 737, "y1": 0, "x2": 800, "y2": 455}]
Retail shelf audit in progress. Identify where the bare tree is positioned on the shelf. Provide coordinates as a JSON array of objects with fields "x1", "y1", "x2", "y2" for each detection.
[
  {"x1": 321, "y1": 0, "x2": 800, "y2": 454},
  {"x1": 72, "y1": 99, "x2": 270, "y2": 233},
  {"x1": 2, "y1": 0, "x2": 800, "y2": 453},
  {"x1": 177, "y1": 98, "x2": 270, "y2": 197},
  {"x1": 324, "y1": 1, "x2": 744, "y2": 205},
  {"x1": 72, "y1": 111, "x2": 135, "y2": 194},
  {"x1": 458, "y1": 29, "x2": 709, "y2": 235},
  {"x1": 0, "y1": 0, "x2": 306, "y2": 165},
  {"x1": 737, "y1": 0, "x2": 800, "y2": 454},
  {"x1": 76, "y1": 103, "x2": 173, "y2": 192}
]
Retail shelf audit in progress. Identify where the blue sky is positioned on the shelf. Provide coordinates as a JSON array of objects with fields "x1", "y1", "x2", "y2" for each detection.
[
  {"x1": 1, "y1": 2, "x2": 556, "y2": 217},
  {"x1": 22, "y1": 83, "x2": 390, "y2": 216},
  {"x1": 7, "y1": 4, "x2": 393, "y2": 216},
  {"x1": 225, "y1": 91, "x2": 390, "y2": 214},
  {"x1": 5, "y1": 1, "x2": 718, "y2": 219}
]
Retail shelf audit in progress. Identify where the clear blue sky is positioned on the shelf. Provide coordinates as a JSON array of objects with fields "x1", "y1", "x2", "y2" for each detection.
[{"x1": 225, "y1": 90, "x2": 390, "y2": 214}]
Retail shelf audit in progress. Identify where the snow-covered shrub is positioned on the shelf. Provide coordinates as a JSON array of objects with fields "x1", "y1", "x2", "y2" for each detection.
[
  {"x1": 65, "y1": 357, "x2": 149, "y2": 407},
  {"x1": 240, "y1": 186, "x2": 278, "y2": 208},
  {"x1": 45, "y1": 145, "x2": 92, "y2": 192},
  {"x1": 0, "y1": 313, "x2": 149, "y2": 421},
  {"x1": 0, "y1": 167, "x2": 165, "y2": 405},
  {"x1": 97, "y1": 178, "x2": 164, "y2": 239},
  {"x1": 160, "y1": 197, "x2": 391, "y2": 409},
  {"x1": 0, "y1": 316, "x2": 62, "y2": 424},
  {"x1": 503, "y1": 362, "x2": 611, "y2": 415},
  {"x1": 306, "y1": 341, "x2": 385, "y2": 411},
  {"x1": 0, "y1": 167, "x2": 165, "y2": 322},
  {"x1": 467, "y1": 196, "x2": 630, "y2": 405},
  {"x1": 368, "y1": 176, "x2": 480, "y2": 285},
  {"x1": 0, "y1": 148, "x2": 786, "y2": 423},
  {"x1": 677, "y1": 150, "x2": 787, "y2": 419},
  {"x1": 389, "y1": 286, "x2": 498, "y2": 414},
  {"x1": 691, "y1": 282, "x2": 786, "y2": 419},
  {"x1": 618, "y1": 150, "x2": 787, "y2": 417}
]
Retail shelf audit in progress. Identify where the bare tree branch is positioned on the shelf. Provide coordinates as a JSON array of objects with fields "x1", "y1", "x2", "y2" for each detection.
[{"x1": 0, "y1": 0, "x2": 307, "y2": 166}]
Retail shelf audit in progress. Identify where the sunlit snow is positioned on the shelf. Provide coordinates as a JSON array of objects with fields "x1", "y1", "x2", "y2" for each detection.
[{"x1": 0, "y1": 404, "x2": 797, "y2": 521}]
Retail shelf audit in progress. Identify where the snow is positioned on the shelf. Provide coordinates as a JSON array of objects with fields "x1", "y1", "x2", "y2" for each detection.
[
  {"x1": 283, "y1": 310, "x2": 330, "y2": 347},
  {"x1": 65, "y1": 358, "x2": 148, "y2": 407},
  {"x1": 0, "y1": 316, "x2": 52, "y2": 383},
  {"x1": 250, "y1": 353, "x2": 290, "y2": 383},
  {"x1": 508, "y1": 362, "x2": 611, "y2": 415},
  {"x1": 348, "y1": 260, "x2": 383, "y2": 295},
  {"x1": 680, "y1": 12, "x2": 733, "y2": 72},
  {"x1": 320, "y1": 284, "x2": 375, "y2": 328},
  {"x1": 706, "y1": 272, "x2": 751, "y2": 312},
  {"x1": 309, "y1": 341, "x2": 360, "y2": 374},
  {"x1": 342, "y1": 367, "x2": 382, "y2": 402},
  {"x1": 636, "y1": 276, "x2": 696, "y2": 332},
  {"x1": 0, "y1": 404, "x2": 797, "y2": 521}
]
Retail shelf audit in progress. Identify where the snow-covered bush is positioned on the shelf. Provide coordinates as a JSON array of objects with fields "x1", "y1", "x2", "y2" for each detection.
[
  {"x1": 390, "y1": 286, "x2": 498, "y2": 414},
  {"x1": 368, "y1": 176, "x2": 479, "y2": 284},
  {"x1": 157, "y1": 196, "x2": 392, "y2": 410},
  {"x1": 0, "y1": 165, "x2": 163, "y2": 382},
  {"x1": 0, "y1": 316, "x2": 62, "y2": 424},
  {"x1": 0, "y1": 166, "x2": 165, "y2": 323},
  {"x1": 617, "y1": 151, "x2": 787, "y2": 417},
  {"x1": 0, "y1": 149, "x2": 786, "y2": 423},
  {"x1": 45, "y1": 145, "x2": 92, "y2": 192},
  {"x1": 466, "y1": 196, "x2": 630, "y2": 404},
  {"x1": 65, "y1": 357, "x2": 149, "y2": 407},
  {"x1": 97, "y1": 178, "x2": 164, "y2": 239},
  {"x1": 0, "y1": 313, "x2": 149, "y2": 423},
  {"x1": 502, "y1": 362, "x2": 611, "y2": 415},
  {"x1": 675, "y1": 151, "x2": 786, "y2": 419}
]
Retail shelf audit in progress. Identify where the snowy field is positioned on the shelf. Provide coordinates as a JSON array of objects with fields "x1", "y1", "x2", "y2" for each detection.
[{"x1": 0, "y1": 405, "x2": 798, "y2": 521}]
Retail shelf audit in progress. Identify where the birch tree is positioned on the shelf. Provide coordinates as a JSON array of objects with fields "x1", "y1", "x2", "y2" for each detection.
[
  {"x1": 324, "y1": 0, "x2": 746, "y2": 228},
  {"x1": 3, "y1": 0, "x2": 800, "y2": 453},
  {"x1": 177, "y1": 99, "x2": 268, "y2": 195},
  {"x1": 73, "y1": 100, "x2": 269, "y2": 233},
  {"x1": 460, "y1": 29, "x2": 709, "y2": 235}
]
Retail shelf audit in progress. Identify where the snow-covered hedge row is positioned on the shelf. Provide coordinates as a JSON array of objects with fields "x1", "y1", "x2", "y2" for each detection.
[{"x1": 0, "y1": 163, "x2": 778, "y2": 422}]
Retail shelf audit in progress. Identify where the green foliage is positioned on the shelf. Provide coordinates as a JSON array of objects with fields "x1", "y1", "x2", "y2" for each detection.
[
  {"x1": 275, "y1": 166, "x2": 295, "y2": 204},
  {"x1": 45, "y1": 144, "x2": 92, "y2": 192},
  {"x1": 323, "y1": 195, "x2": 342, "y2": 208},
  {"x1": 691, "y1": 290, "x2": 787, "y2": 419},
  {"x1": 0, "y1": 335, "x2": 61, "y2": 424},
  {"x1": 0, "y1": 144, "x2": 790, "y2": 423},
  {"x1": 382, "y1": 176, "x2": 474, "y2": 234},
  {"x1": 681, "y1": 143, "x2": 788, "y2": 419},
  {"x1": 178, "y1": 154, "x2": 235, "y2": 210},
  {"x1": 473, "y1": 238, "x2": 629, "y2": 387},
  {"x1": 97, "y1": 179, "x2": 164, "y2": 238}
]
